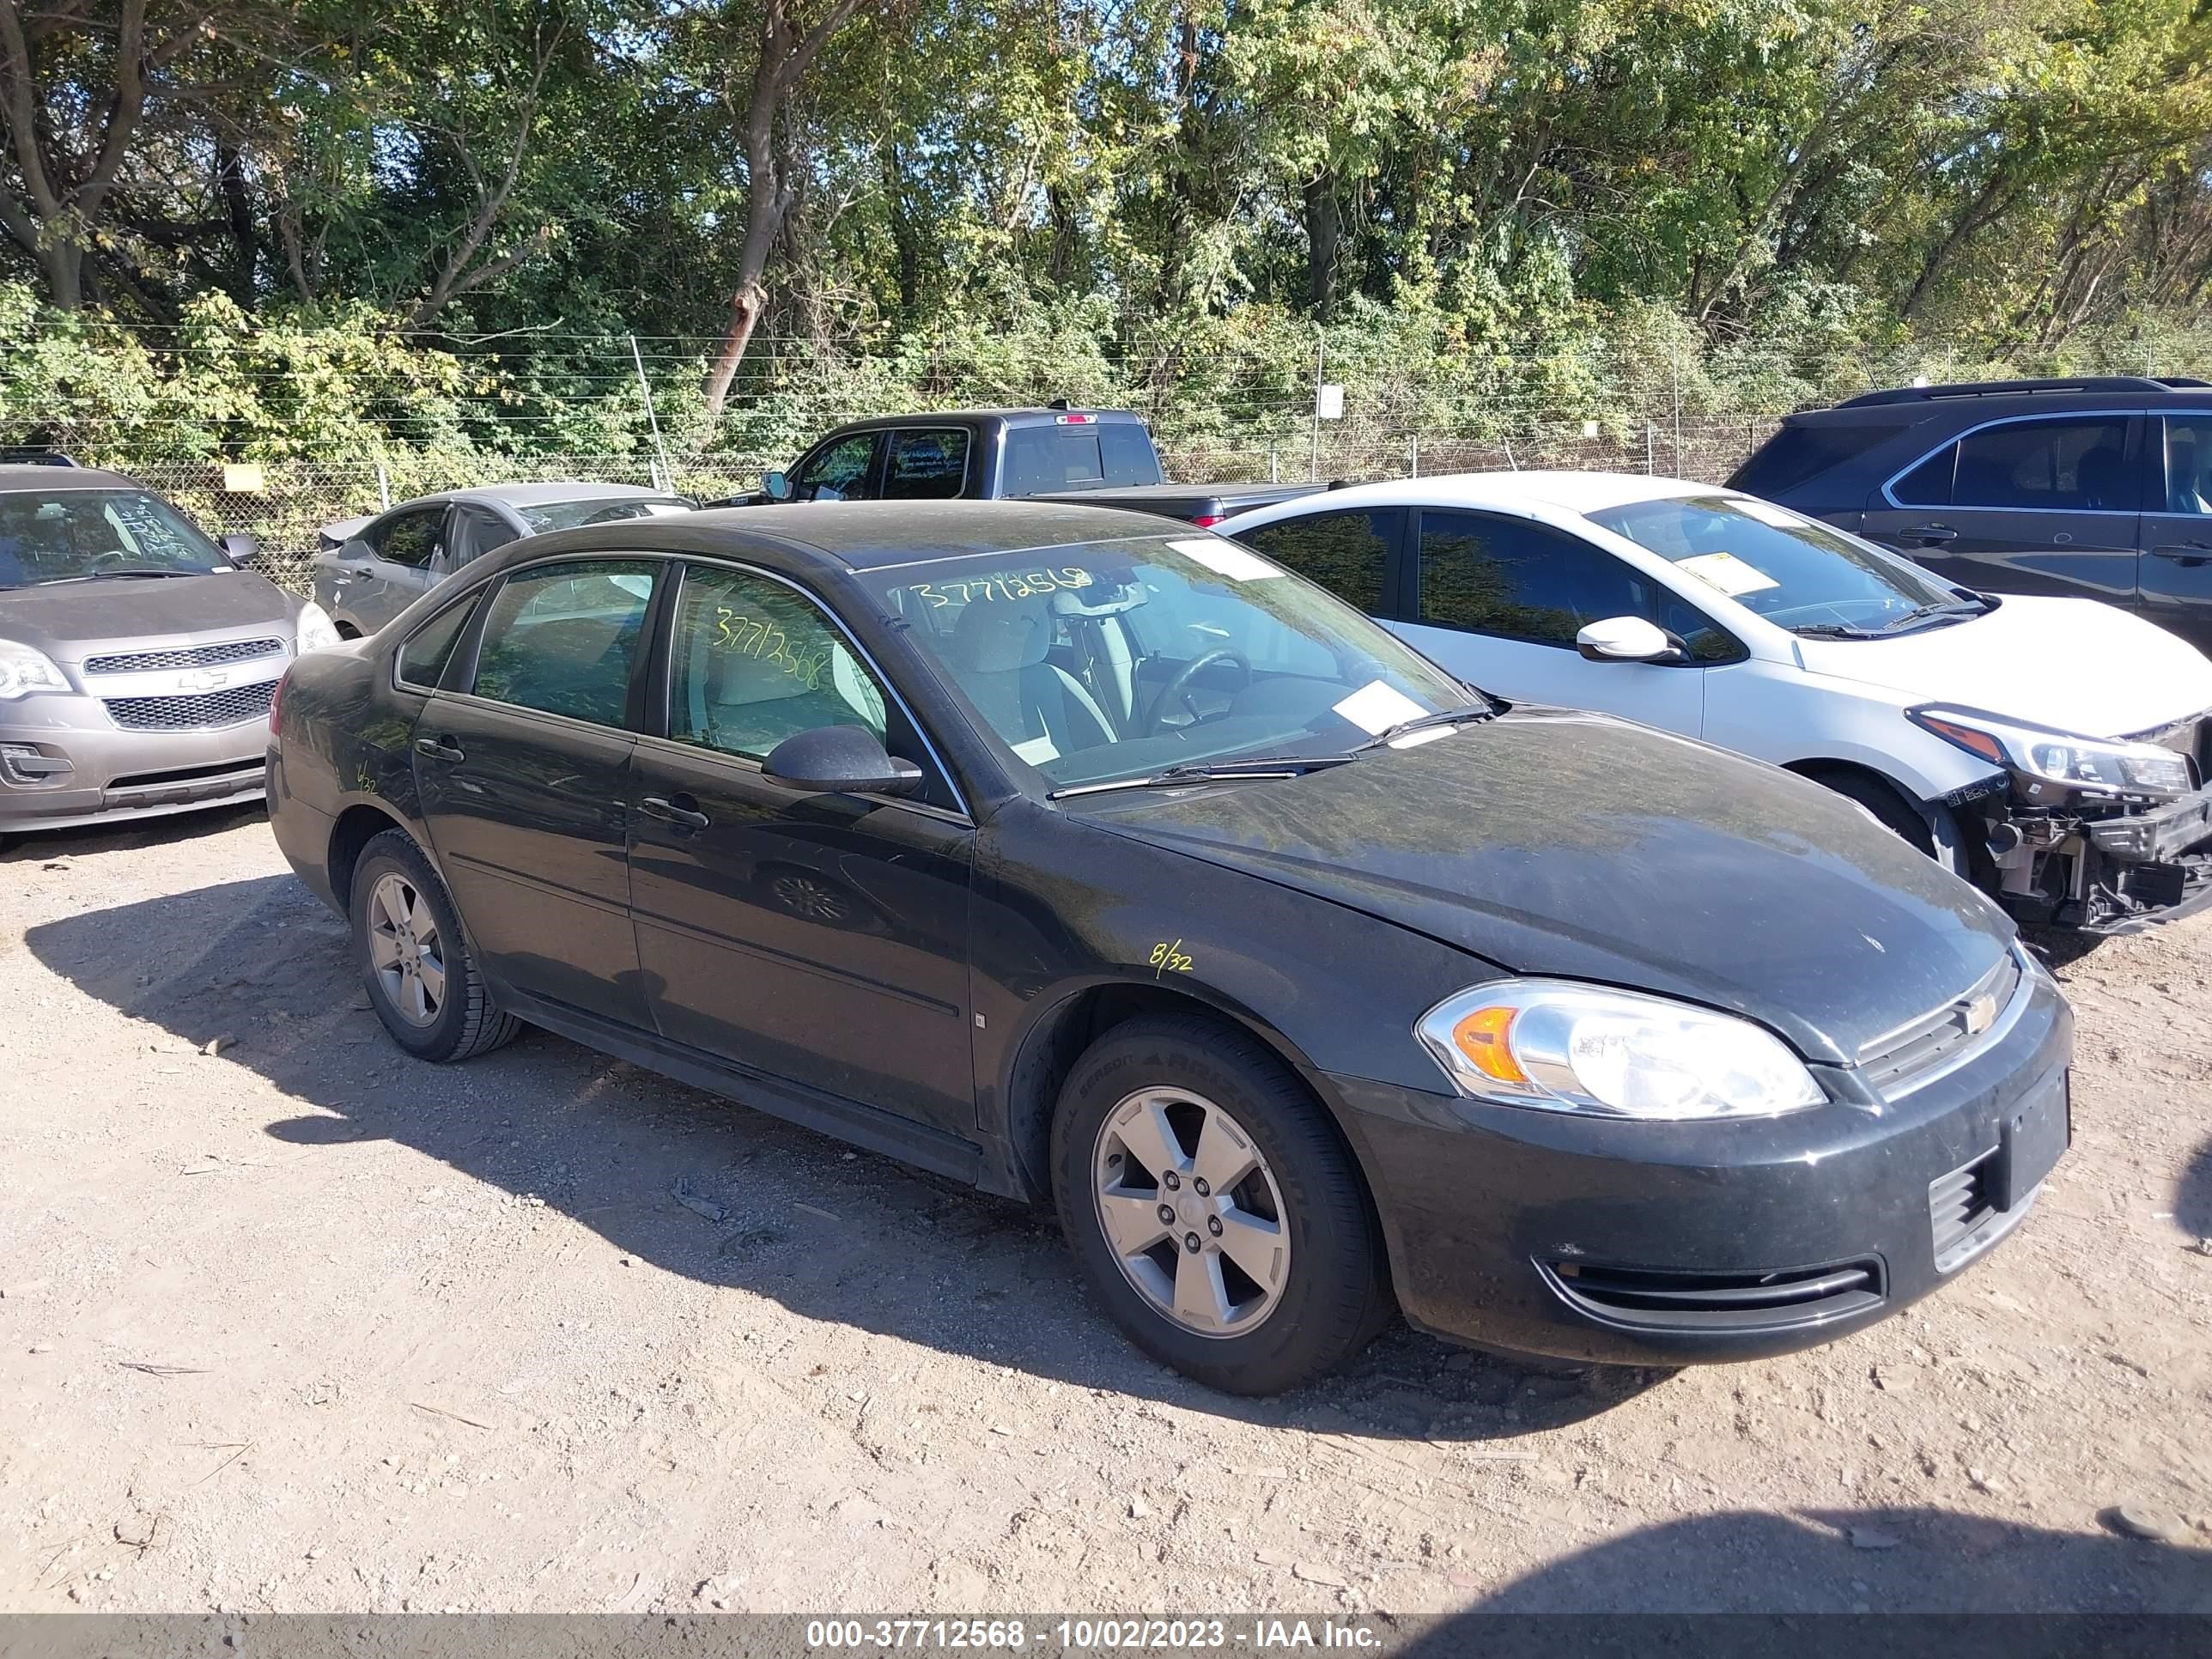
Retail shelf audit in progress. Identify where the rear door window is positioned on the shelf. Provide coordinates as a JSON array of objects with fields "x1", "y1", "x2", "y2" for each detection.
[
  {"x1": 882, "y1": 429, "x2": 971, "y2": 500},
  {"x1": 471, "y1": 560, "x2": 659, "y2": 727},
  {"x1": 1896, "y1": 416, "x2": 2136, "y2": 511},
  {"x1": 2160, "y1": 416, "x2": 2212, "y2": 514},
  {"x1": 1003, "y1": 422, "x2": 1163, "y2": 494},
  {"x1": 449, "y1": 507, "x2": 520, "y2": 566},
  {"x1": 397, "y1": 599, "x2": 479, "y2": 690},
  {"x1": 1237, "y1": 507, "x2": 1400, "y2": 614}
]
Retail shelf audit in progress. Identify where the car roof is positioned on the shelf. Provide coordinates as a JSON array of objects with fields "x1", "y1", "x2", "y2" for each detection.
[
  {"x1": 430, "y1": 480, "x2": 678, "y2": 511},
  {"x1": 504, "y1": 499, "x2": 1204, "y2": 574},
  {"x1": 0, "y1": 465, "x2": 144, "y2": 493},
  {"x1": 1236, "y1": 471, "x2": 1723, "y2": 520},
  {"x1": 818, "y1": 407, "x2": 1145, "y2": 436},
  {"x1": 1795, "y1": 377, "x2": 2212, "y2": 424}
]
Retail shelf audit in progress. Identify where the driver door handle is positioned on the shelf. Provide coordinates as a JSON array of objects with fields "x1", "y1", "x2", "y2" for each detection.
[
  {"x1": 414, "y1": 735, "x2": 465, "y2": 763},
  {"x1": 1908, "y1": 523, "x2": 1959, "y2": 544},
  {"x1": 2151, "y1": 542, "x2": 2212, "y2": 567},
  {"x1": 639, "y1": 794, "x2": 711, "y2": 830}
]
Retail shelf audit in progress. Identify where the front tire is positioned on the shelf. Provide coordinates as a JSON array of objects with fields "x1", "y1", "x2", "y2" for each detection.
[
  {"x1": 1051, "y1": 1015, "x2": 1391, "y2": 1395},
  {"x1": 349, "y1": 829, "x2": 520, "y2": 1061}
]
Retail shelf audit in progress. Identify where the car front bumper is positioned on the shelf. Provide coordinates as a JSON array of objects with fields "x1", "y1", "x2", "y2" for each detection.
[
  {"x1": 1328, "y1": 961, "x2": 2073, "y2": 1367},
  {"x1": 0, "y1": 693, "x2": 270, "y2": 834}
]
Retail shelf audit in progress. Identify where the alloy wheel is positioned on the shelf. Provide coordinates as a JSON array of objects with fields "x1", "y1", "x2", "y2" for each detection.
[
  {"x1": 1091, "y1": 1087, "x2": 1291, "y2": 1338},
  {"x1": 367, "y1": 872, "x2": 447, "y2": 1027}
]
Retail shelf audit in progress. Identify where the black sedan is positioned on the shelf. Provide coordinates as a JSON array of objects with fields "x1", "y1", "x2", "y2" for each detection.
[{"x1": 265, "y1": 501, "x2": 2072, "y2": 1394}]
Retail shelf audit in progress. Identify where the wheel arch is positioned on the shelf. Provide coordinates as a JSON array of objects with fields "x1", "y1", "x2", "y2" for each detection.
[
  {"x1": 327, "y1": 800, "x2": 414, "y2": 912},
  {"x1": 1783, "y1": 756, "x2": 1985, "y2": 878},
  {"x1": 996, "y1": 976, "x2": 1362, "y2": 1208}
]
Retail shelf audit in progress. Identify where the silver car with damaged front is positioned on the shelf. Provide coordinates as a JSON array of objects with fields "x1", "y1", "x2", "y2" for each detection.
[{"x1": 0, "y1": 465, "x2": 339, "y2": 836}]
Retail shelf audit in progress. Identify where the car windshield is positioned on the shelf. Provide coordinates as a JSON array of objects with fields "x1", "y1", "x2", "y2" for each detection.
[
  {"x1": 1587, "y1": 494, "x2": 1966, "y2": 635},
  {"x1": 515, "y1": 496, "x2": 691, "y2": 533},
  {"x1": 0, "y1": 489, "x2": 228, "y2": 587},
  {"x1": 860, "y1": 532, "x2": 1475, "y2": 789}
]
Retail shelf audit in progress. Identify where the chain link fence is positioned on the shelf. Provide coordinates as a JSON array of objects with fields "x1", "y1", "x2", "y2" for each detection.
[{"x1": 118, "y1": 416, "x2": 1772, "y2": 597}]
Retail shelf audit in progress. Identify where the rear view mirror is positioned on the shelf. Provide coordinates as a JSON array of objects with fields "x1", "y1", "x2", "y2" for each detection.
[
  {"x1": 763, "y1": 726, "x2": 925, "y2": 798},
  {"x1": 221, "y1": 532, "x2": 260, "y2": 566},
  {"x1": 1577, "y1": 616, "x2": 1681, "y2": 664},
  {"x1": 762, "y1": 471, "x2": 793, "y2": 502}
]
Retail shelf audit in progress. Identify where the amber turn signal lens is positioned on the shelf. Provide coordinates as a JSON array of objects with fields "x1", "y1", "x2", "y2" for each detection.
[{"x1": 1451, "y1": 1006, "x2": 1528, "y2": 1084}]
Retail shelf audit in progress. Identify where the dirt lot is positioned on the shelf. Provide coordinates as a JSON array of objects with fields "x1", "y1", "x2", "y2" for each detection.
[{"x1": 2, "y1": 806, "x2": 2209, "y2": 1620}]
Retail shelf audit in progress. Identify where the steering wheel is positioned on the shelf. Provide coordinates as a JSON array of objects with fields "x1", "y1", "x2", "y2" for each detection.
[{"x1": 1140, "y1": 648, "x2": 1252, "y2": 736}]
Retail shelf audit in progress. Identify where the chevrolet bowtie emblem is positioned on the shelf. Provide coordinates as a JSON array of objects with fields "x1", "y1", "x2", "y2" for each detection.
[
  {"x1": 1964, "y1": 992, "x2": 1998, "y2": 1036},
  {"x1": 179, "y1": 667, "x2": 229, "y2": 691}
]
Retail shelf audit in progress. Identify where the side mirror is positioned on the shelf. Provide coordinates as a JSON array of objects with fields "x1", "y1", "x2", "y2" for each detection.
[
  {"x1": 762, "y1": 471, "x2": 793, "y2": 502},
  {"x1": 221, "y1": 532, "x2": 260, "y2": 566},
  {"x1": 763, "y1": 726, "x2": 925, "y2": 798},
  {"x1": 1576, "y1": 616, "x2": 1681, "y2": 664}
]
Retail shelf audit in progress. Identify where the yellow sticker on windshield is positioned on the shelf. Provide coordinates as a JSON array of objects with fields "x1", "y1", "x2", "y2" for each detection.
[
  {"x1": 1676, "y1": 551, "x2": 1779, "y2": 598},
  {"x1": 909, "y1": 568, "x2": 1094, "y2": 608}
]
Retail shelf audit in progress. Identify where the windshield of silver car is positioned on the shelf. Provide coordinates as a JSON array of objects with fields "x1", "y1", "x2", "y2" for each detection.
[
  {"x1": 1587, "y1": 494, "x2": 1971, "y2": 636},
  {"x1": 860, "y1": 533, "x2": 1473, "y2": 787},
  {"x1": 0, "y1": 489, "x2": 229, "y2": 587}
]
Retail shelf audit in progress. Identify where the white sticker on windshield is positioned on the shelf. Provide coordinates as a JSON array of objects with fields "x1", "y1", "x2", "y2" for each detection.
[
  {"x1": 1168, "y1": 538, "x2": 1284, "y2": 581},
  {"x1": 1012, "y1": 734, "x2": 1060, "y2": 765},
  {"x1": 1676, "y1": 550, "x2": 1780, "y2": 598},
  {"x1": 1731, "y1": 497, "x2": 1806, "y2": 528},
  {"x1": 1331, "y1": 679, "x2": 1429, "y2": 735}
]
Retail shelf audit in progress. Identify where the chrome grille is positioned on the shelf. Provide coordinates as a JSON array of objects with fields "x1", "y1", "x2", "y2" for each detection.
[
  {"x1": 83, "y1": 637, "x2": 286, "y2": 675},
  {"x1": 104, "y1": 682, "x2": 276, "y2": 731},
  {"x1": 1858, "y1": 951, "x2": 2025, "y2": 1095}
]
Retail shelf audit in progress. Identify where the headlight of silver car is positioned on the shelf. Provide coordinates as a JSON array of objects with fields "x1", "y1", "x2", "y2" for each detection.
[
  {"x1": 1909, "y1": 704, "x2": 2192, "y2": 799},
  {"x1": 0, "y1": 638, "x2": 70, "y2": 700},
  {"x1": 1416, "y1": 980, "x2": 1827, "y2": 1121},
  {"x1": 295, "y1": 600, "x2": 343, "y2": 653}
]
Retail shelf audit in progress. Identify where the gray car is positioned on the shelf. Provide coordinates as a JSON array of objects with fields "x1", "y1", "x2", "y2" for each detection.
[
  {"x1": 313, "y1": 482, "x2": 691, "y2": 636},
  {"x1": 0, "y1": 465, "x2": 340, "y2": 836}
]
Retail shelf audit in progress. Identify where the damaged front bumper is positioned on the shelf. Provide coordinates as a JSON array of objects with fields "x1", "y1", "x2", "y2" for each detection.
[{"x1": 1977, "y1": 781, "x2": 2212, "y2": 936}]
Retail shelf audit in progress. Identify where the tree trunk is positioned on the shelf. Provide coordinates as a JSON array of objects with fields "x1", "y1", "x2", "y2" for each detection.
[
  {"x1": 42, "y1": 239, "x2": 82, "y2": 309},
  {"x1": 216, "y1": 137, "x2": 258, "y2": 301},
  {"x1": 1304, "y1": 173, "x2": 1340, "y2": 318},
  {"x1": 702, "y1": 278, "x2": 769, "y2": 422},
  {"x1": 884, "y1": 140, "x2": 921, "y2": 315}
]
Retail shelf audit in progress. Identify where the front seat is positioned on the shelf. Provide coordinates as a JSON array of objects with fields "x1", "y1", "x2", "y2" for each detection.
[{"x1": 946, "y1": 597, "x2": 1116, "y2": 761}]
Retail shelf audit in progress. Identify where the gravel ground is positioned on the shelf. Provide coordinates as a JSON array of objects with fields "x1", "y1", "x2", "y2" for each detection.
[{"x1": 1, "y1": 805, "x2": 2209, "y2": 1619}]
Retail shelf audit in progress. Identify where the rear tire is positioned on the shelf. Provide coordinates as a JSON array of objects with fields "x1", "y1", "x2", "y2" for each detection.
[
  {"x1": 1051, "y1": 1015, "x2": 1391, "y2": 1395},
  {"x1": 349, "y1": 829, "x2": 520, "y2": 1061}
]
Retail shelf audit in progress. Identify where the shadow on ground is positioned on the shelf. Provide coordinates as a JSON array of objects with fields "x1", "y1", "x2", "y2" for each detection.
[
  {"x1": 2178, "y1": 1137, "x2": 2212, "y2": 1244},
  {"x1": 1397, "y1": 1506, "x2": 2212, "y2": 1629},
  {"x1": 26, "y1": 867, "x2": 1668, "y2": 1437},
  {"x1": 0, "y1": 800, "x2": 266, "y2": 862}
]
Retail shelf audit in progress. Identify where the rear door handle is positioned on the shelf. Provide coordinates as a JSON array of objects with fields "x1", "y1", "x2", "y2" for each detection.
[
  {"x1": 414, "y1": 735, "x2": 465, "y2": 763},
  {"x1": 2151, "y1": 543, "x2": 2212, "y2": 567},
  {"x1": 1907, "y1": 523, "x2": 1959, "y2": 544},
  {"x1": 639, "y1": 794, "x2": 711, "y2": 830}
]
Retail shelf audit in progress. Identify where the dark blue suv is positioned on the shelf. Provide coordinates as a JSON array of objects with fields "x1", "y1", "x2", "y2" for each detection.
[{"x1": 1729, "y1": 376, "x2": 2212, "y2": 653}]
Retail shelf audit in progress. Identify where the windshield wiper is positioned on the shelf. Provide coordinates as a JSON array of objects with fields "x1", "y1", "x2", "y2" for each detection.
[
  {"x1": 86, "y1": 567, "x2": 201, "y2": 580},
  {"x1": 1350, "y1": 700, "x2": 1499, "y2": 752},
  {"x1": 1788, "y1": 623, "x2": 1882, "y2": 640},
  {"x1": 1878, "y1": 599, "x2": 1990, "y2": 633},
  {"x1": 1048, "y1": 754, "x2": 1358, "y2": 799}
]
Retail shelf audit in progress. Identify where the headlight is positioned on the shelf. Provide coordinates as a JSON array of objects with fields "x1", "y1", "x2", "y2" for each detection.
[
  {"x1": 295, "y1": 601, "x2": 342, "y2": 653},
  {"x1": 0, "y1": 638, "x2": 69, "y2": 700},
  {"x1": 1909, "y1": 704, "x2": 2191, "y2": 799},
  {"x1": 1416, "y1": 980, "x2": 1826, "y2": 1121}
]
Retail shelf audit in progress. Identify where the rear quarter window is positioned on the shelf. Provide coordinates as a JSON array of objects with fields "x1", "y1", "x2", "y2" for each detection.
[{"x1": 1729, "y1": 419, "x2": 1912, "y2": 498}]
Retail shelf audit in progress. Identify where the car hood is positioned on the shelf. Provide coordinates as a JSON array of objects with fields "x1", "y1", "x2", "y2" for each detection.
[
  {"x1": 1793, "y1": 594, "x2": 2212, "y2": 737},
  {"x1": 1070, "y1": 709, "x2": 2016, "y2": 1065},
  {"x1": 0, "y1": 571, "x2": 298, "y2": 663}
]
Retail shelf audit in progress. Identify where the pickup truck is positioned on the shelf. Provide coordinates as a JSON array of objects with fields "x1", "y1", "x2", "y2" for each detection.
[{"x1": 720, "y1": 405, "x2": 1327, "y2": 526}]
